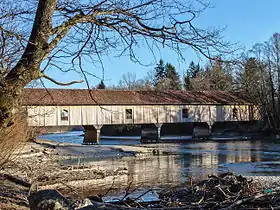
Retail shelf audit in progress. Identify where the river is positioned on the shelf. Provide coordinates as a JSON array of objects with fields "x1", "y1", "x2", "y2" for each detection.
[{"x1": 40, "y1": 131, "x2": 280, "y2": 200}]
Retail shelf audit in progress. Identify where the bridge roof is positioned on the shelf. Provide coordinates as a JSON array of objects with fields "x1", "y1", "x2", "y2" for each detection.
[{"x1": 23, "y1": 88, "x2": 253, "y2": 106}]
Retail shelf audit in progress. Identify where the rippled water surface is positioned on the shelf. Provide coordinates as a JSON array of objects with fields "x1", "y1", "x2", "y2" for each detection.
[{"x1": 40, "y1": 131, "x2": 280, "y2": 199}]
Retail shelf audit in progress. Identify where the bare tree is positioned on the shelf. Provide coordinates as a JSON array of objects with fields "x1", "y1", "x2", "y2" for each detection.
[
  {"x1": 236, "y1": 36, "x2": 280, "y2": 134},
  {"x1": 188, "y1": 61, "x2": 233, "y2": 91},
  {"x1": 116, "y1": 72, "x2": 151, "y2": 90},
  {"x1": 0, "y1": 0, "x2": 233, "y2": 129}
]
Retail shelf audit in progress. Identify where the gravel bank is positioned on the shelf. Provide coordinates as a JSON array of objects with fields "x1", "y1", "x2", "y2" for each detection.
[{"x1": 246, "y1": 176, "x2": 280, "y2": 190}]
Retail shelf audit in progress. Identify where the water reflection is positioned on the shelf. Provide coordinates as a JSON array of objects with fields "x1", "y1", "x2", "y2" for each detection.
[
  {"x1": 61, "y1": 140, "x2": 280, "y2": 194},
  {"x1": 179, "y1": 140, "x2": 280, "y2": 177},
  {"x1": 42, "y1": 132, "x2": 280, "y2": 192}
]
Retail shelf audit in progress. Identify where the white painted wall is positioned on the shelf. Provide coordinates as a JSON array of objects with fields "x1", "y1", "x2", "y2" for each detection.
[
  {"x1": 26, "y1": 104, "x2": 253, "y2": 126},
  {"x1": 27, "y1": 106, "x2": 45, "y2": 126},
  {"x1": 45, "y1": 106, "x2": 57, "y2": 126}
]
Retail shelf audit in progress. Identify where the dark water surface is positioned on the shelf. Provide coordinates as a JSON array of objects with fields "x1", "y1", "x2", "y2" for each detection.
[
  {"x1": 40, "y1": 131, "x2": 141, "y2": 145},
  {"x1": 40, "y1": 131, "x2": 280, "y2": 177},
  {"x1": 40, "y1": 131, "x2": 280, "y2": 200}
]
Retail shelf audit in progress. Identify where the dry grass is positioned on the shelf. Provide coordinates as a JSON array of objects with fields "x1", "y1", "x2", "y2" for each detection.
[{"x1": 0, "y1": 112, "x2": 30, "y2": 169}]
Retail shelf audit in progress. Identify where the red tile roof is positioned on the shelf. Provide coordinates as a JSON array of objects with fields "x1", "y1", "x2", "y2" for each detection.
[{"x1": 22, "y1": 88, "x2": 253, "y2": 106}]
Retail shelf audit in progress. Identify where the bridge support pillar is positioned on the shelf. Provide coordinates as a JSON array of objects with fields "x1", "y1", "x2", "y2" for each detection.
[
  {"x1": 83, "y1": 125, "x2": 102, "y2": 144},
  {"x1": 140, "y1": 124, "x2": 160, "y2": 143},
  {"x1": 193, "y1": 122, "x2": 210, "y2": 140},
  {"x1": 156, "y1": 123, "x2": 162, "y2": 142}
]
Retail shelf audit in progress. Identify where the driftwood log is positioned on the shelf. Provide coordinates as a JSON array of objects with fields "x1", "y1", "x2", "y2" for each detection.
[{"x1": 0, "y1": 173, "x2": 31, "y2": 187}]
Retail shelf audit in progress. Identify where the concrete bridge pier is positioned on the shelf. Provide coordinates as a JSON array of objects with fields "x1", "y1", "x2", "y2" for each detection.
[
  {"x1": 156, "y1": 123, "x2": 162, "y2": 141},
  {"x1": 193, "y1": 122, "x2": 210, "y2": 139},
  {"x1": 83, "y1": 125, "x2": 103, "y2": 144},
  {"x1": 140, "y1": 124, "x2": 160, "y2": 143}
]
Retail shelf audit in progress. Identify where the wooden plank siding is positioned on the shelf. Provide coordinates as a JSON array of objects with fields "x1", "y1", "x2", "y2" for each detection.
[
  {"x1": 44, "y1": 106, "x2": 57, "y2": 126},
  {"x1": 26, "y1": 104, "x2": 255, "y2": 127}
]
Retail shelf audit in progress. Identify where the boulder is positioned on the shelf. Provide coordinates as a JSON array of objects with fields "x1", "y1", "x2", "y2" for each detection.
[
  {"x1": 71, "y1": 198, "x2": 94, "y2": 209},
  {"x1": 28, "y1": 189, "x2": 70, "y2": 210}
]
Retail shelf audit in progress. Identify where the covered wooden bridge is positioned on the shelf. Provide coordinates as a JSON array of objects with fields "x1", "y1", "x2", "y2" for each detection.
[{"x1": 23, "y1": 88, "x2": 257, "y2": 143}]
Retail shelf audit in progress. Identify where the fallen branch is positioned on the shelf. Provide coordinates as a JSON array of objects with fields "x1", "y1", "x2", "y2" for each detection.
[
  {"x1": 27, "y1": 173, "x2": 280, "y2": 209},
  {"x1": 1, "y1": 173, "x2": 31, "y2": 187},
  {"x1": 227, "y1": 194, "x2": 270, "y2": 209}
]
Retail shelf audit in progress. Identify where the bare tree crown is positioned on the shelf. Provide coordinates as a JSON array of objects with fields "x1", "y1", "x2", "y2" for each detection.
[{"x1": 0, "y1": 0, "x2": 233, "y2": 88}]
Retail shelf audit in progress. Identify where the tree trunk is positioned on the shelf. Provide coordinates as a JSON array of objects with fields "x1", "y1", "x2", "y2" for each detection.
[
  {"x1": 277, "y1": 53, "x2": 280, "y2": 131},
  {"x1": 0, "y1": 0, "x2": 57, "y2": 128},
  {"x1": 267, "y1": 59, "x2": 277, "y2": 133}
]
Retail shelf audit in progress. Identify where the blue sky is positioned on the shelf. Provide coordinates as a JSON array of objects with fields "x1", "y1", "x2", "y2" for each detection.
[{"x1": 42, "y1": 0, "x2": 280, "y2": 89}]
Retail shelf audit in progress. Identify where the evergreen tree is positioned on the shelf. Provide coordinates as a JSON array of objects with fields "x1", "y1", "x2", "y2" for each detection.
[
  {"x1": 206, "y1": 59, "x2": 233, "y2": 91},
  {"x1": 183, "y1": 61, "x2": 202, "y2": 90},
  {"x1": 236, "y1": 57, "x2": 265, "y2": 100},
  {"x1": 189, "y1": 61, "x2": 200, "y2": 78},
  {"x1": 153, "y1": 59, "x2": 166, "y2": 87},
  {"x1": 240, "y1": 58, "x2": 259, "y2": 92},
  {"x1": 153, "y1": 59, "x2": 181, "y2": 90},
  {"x1": 184, "y1": 71, "x2": 193, "y2": 90},
  {"x1": 97, "y1": 80, "x2": 106, "y2": 89},
  {"x1": 165, "y1": 63, "x2": 181, "y2": 90}
]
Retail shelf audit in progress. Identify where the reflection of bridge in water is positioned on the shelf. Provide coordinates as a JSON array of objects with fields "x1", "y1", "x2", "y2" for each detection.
[
  {"x1": 24, "y1": 88, "x2": 258, "y2": 144},
  {"x1": 61, "y1": 141, "x2": 264, "y2": 194}
]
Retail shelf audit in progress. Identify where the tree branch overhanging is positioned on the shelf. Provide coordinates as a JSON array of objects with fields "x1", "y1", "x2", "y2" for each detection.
[
  {"x1": 40, "y1": 73, "x2": 84, "y2": 86},
  {"x1": 45, "y1": 0, "x2": 234, "y2": 66},
  {"x1": 0, "y1": 0, "x2": 238, "y2": 129}
]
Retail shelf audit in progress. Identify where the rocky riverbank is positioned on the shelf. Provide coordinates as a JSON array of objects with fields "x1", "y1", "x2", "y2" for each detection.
[
  {"x1": 2, "y1": 170, "x2": 280, "y2": 209},
  {"x1": 0, "y1": 139, "x2": 164, "y2": 209},
  {"x1": 1, "y1": 139, "x2": 280, "y2": 209}
]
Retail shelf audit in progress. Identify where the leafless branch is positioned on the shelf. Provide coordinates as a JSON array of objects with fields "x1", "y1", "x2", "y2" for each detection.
[{"x1": 40, "y1": 73, "x2": 84, "y2": 86}]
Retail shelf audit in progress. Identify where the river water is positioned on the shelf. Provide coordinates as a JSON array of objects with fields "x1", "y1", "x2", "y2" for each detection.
[{"x1": 40, "y1": 131, "x2": 280, "y2": 200}]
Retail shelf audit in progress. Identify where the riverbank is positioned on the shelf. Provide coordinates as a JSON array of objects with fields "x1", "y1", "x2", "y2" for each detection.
[
  {"x1": 0, "y1": 139, "x2": 145, "y2": 209},
  {"x1": 0, "y1": 139, "x2": 176, "y2": 206},
  {"x1": 1, "y1": 139, "x2": 280, "y2": 209}
]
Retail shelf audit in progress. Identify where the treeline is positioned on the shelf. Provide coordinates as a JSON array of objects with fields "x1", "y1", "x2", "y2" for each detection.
[
  {"x1": 96, "y1": 58, "x2": 233, "y2": 91},
  {"x1": 236, "y1": 33, "x2": 280, "y2": 134},
  {"x1": 95, "y1": 33, "x2": 280, "y2": 134}
]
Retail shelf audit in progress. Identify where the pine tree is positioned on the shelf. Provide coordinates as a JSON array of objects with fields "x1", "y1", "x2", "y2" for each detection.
[
  {"x1": 237, "y1": 57, "x2": 263, "y2": 98},
  {"x1": 241, "y1": 58, "x2": 258, "y2": 92},
  {"x1": 153, "y1": 60, "x2": 181, "y2": 90},
  {"x1": 165, "y1": 63, "x2": 181, "y2": 90},
  {"x1": 206, "y1": 59, "x2": 233, "y2": 91},
  {"x1": 97, "y1": 80, "x2": 106, "y2": 89},
  {"x1": 183, "y1": 61, "x2": 202, "y2": 90},
  {"x1": 153, "y1": 59, "x2": 166, "y2": 87},
  {"x1": 189, "y1": 61, "x2": 200, "y2": 78},
  {"x1": 184, "y1": 71, "x2": 193, "y2": 90}
]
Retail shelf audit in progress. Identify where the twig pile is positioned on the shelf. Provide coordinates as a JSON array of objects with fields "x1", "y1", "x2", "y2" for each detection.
[
  {"x1": 5, "y1": 171, "x2": 280, "y2": 209},
  {"x1": 158, "y1": 172, "x2": 280, "y2": 209}
]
